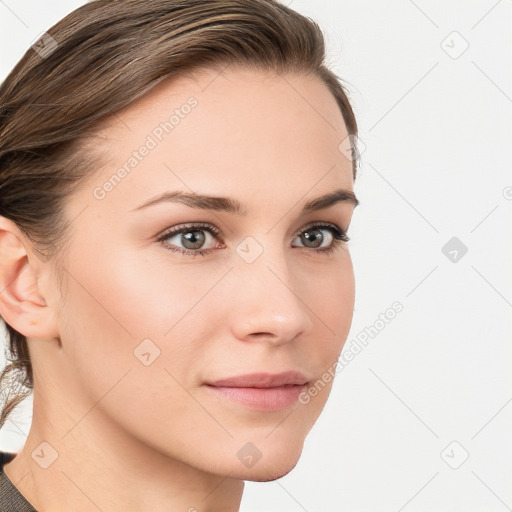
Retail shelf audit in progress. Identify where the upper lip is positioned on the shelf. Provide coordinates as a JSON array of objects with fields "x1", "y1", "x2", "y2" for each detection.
[{"x1": 205, "y1": 371, "x2": 309, "y2": 388}]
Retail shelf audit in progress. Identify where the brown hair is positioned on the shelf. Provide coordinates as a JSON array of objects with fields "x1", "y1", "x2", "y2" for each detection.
[{"x1": 0, "y1": 0, "x2": 359, "y2": 428}]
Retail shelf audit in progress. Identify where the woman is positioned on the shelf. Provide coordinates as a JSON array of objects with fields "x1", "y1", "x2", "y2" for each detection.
[{"x1": 0, "y1": 0, "x2": 360, "y2": 510}]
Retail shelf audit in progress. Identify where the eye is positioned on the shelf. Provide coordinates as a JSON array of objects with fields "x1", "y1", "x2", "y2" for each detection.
[
  {"x1": 156, "y1": 222, "x2": 222, "y2": 257},
  {"x1": 156, "y1": 221, "x2": 349, "y2": 257},
  {"x1": 291, "y1": 222, "x2": 350, "y2": 255}
]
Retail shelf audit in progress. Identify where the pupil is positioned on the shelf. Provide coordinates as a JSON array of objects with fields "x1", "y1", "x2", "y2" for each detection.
[
  {"x1": 303, "y1": 229, "x2": 323, "y2": 248},
  {"x1": 182, "y1": 231, "x2": 205, "y2": 249}
]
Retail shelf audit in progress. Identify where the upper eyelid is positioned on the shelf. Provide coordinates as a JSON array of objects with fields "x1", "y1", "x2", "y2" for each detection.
[
  {"x1": 157, "y1": 222, "x2": 221, "y2": 240},
  {"x1": 157, "y1": 220, "x2": 346, "y2": 240}
]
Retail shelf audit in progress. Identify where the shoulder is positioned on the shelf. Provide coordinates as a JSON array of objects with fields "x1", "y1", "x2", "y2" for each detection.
[
  {"x1": 0, "y1": 451, "x2": 37, "y2": 512},
  {"x1": 0, "y1": 450, "x2": 17, "y2": 468}
]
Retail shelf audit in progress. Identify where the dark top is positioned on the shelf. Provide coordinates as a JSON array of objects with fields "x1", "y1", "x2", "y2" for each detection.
[{"x1": 0, "y1": 451, "x2": 37, "y2": 511}]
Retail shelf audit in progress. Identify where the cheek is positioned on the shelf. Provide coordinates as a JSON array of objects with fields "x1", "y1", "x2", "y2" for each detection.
[
  {"x1": 297, "y1": 254, "x2": 355, "y2": 410},
  {"x1": 305, "y1": 253, "x2": 355, "y2": 343},
  {"x1": 57, "y1": 248, "x2": 226, "y2": 388},
  {"x1": 326, "y1": 267, "x2": 355, "y2": 344},
  {"x1": 55, "y1": 256, "x2": 216, "y2": 444}
]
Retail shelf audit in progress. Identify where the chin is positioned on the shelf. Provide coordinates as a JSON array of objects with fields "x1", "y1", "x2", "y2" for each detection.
[
  {"x1": 246, "y1": 458, "x2": 300, "y2": 482},
  {"x1": 232, "y1": 444, "x2": 304, "y2": 482}
]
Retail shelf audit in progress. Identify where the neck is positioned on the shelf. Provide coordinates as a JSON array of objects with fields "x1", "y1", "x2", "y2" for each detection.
[{"x1": 4, "y1": 391, "x2": 244, "y2": 512}]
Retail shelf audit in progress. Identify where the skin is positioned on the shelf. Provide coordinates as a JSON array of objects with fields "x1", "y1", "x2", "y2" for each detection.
[{"x1": 0, "y1": 66, "x2": 357, "y2": 512}]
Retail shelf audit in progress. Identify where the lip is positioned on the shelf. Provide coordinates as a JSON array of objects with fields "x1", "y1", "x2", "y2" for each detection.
[
  {"x1": 205, "y1": 371, "x2": 309, "y2": 388},
  {"x1": 203, "y1": 371, "x2": 309, "y2": 412}
]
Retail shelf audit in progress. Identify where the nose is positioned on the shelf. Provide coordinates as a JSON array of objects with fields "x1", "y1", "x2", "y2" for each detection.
[{"x1": 228, "y1": 247, "x2": 315, "y2": 346}]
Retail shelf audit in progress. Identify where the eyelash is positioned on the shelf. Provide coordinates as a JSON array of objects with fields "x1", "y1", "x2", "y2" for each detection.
[{"x1": 156, "y1": 221, "x2": 350, "y2": 257}]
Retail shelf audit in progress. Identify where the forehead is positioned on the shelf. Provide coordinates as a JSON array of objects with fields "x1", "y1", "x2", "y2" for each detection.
[{"x1": 75, "y1": 67, "x2": 353, "y2": 215}]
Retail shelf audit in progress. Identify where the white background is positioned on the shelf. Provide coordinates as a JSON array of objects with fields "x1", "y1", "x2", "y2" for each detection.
[{"x1": 1, "y1": 1, "x2": 511, "y2": 511}]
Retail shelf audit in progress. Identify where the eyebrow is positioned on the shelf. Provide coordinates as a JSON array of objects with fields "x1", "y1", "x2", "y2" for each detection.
[{"x1": 130, "y1": 188, "x2": 359, "y2": 215}]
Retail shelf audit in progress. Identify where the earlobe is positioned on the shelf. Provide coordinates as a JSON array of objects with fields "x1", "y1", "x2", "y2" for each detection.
[{"x1": 0, "y1": 216, "x2": 58, "y2": 339}]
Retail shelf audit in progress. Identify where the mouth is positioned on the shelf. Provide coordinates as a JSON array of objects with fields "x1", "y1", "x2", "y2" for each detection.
[{"x1": 203, "y1": 371, "x2": 309, "y2": 412}]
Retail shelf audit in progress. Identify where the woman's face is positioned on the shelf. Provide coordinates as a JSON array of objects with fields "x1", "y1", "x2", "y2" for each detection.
[{"x1": 39, "y1": 67, "x2": 357, "y2": 480}]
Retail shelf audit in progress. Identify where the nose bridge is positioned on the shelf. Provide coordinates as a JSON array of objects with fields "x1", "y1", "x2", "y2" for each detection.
[{"x1": 229, "y1": 237, "x2": 314, "y2": 343}]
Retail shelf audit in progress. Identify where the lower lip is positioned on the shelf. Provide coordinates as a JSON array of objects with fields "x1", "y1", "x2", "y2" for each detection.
[{"x1": 204, "y1": 384, "x2": 307, "y2": 411}]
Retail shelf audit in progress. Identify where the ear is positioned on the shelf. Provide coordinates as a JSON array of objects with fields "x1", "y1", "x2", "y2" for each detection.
[{"x1": 0, "y1": 216, "x2": 59, "y2": 339}]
